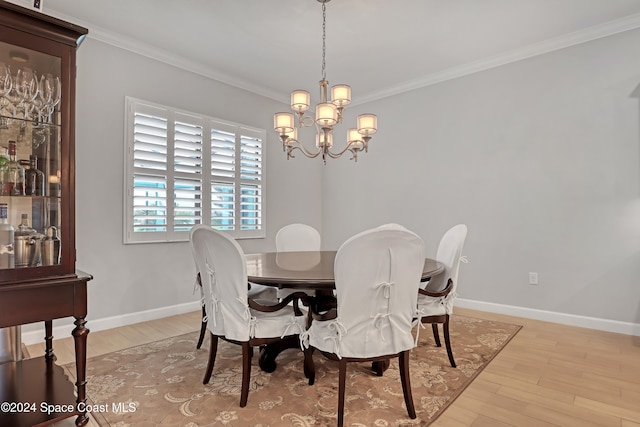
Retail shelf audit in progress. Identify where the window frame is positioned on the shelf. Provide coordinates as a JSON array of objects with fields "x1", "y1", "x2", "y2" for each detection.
[{"x1": 123, "y1": 97, "x2": 266, "y2": 244}]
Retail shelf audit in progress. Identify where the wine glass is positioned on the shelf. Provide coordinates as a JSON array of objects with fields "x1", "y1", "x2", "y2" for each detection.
[
  {"x1": 46, "y1": 75, "x2": 61, "y2": 123},
  {"x1": 0, "y1": 62, "x2": 11, "y2": 120},
  {"x1": 14, "y1": 67, "x2": 39, "y2": 119},
  {"x1": 35, "y1": 73, "x2": 53, "y2": 121}
]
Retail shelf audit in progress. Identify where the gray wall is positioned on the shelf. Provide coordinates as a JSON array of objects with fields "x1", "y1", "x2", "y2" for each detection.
[
  {"x1": 322, "y1": 28, "x2": 640, "y2": 325},
  {"x1": 25, "y1": 26, "x2": 640, "y2": 341},
  {"x1": 72, "y1": 39, "x2": 322, "y2": 324}
]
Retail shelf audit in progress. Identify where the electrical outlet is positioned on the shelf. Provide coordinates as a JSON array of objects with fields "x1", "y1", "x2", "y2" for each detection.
[{"x1": 528, "y1": 272, "x2": 538, "y2": 285}]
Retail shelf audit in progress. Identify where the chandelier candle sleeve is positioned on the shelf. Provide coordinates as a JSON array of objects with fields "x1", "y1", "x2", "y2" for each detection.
[
  {"x1": 291, "y1": 91, "x2": 311, "y2": 112},
  {"x1": 331, "y1": 85, "x2": 351, "y2": 107},
  {"x1": 316, "y1": 131, "x2": 333, "y2": 148},
  {"x1": 316, "y1": 102, "x2": 337, "y2": 126},
  {"x1": 347, "y1": 129, "x2": 364, "y2": 149},
  {"x1": 357, "y1": 114, "x2": 378, "y2": 135},
  {"x1": 274, "y1": 112, "x2": 295, "y2": 134}
]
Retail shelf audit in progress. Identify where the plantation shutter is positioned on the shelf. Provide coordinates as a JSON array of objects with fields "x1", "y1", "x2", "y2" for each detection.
[
  {"x1": 124, "y1": 97, "x2": 265, "y2": 243},
  {"x1": 239, "y1": 132, "x2": 262, "y2": 231},
  {"x1": 130, "y1": 104, "x2": 169, "y2": 240},
  {"x1": 173, "y1": 117, "x2": 203, "y2": 233}
]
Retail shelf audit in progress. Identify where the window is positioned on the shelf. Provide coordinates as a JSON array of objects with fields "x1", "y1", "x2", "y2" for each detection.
[{"x1": 124, "y1": 97, "x2": 265, "y2": 243}]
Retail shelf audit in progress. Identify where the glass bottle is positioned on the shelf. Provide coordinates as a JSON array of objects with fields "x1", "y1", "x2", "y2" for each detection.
[
  {"x1": 0, "y1": 202, "x2": 15, "y2": 268},
  {"x1": 17, "y1": 213, "x2": 34, "y2": 235},
  {"x1": 0, "y1": 146, "x2": 8, "y2": 196},
  {"x1": 25, "y1": 155, "x2": 45, "y2": 196},
  {"x1": 6, "y1": 140, "x2": 25, "y2": 196}
]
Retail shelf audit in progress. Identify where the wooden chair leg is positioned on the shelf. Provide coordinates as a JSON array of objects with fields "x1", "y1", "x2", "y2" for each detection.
[
  {"x1": 202, "y1": 333, "x2": 218, "y2": 384},
  {"x1": 443, "y1": 315, "x2": 456, "y2": 368},
  {"x1": 399, "y1": 350, "x2": 417, "y2": 419},
  {"x1": 196, "y1": 306, "x2": 207, "y2": 349},
  {"x1": 303, "y1": 347, "x2": 315, "y2": 385},
  {"x1": 240, "y1": 342, "x2": 252, "y2": 407},
  {"x1": 431, "y1": 323, "x2": 441, "y2": 347},
  {"x1": 337, "y1": 359, "x2": 347, "y2": 427}
]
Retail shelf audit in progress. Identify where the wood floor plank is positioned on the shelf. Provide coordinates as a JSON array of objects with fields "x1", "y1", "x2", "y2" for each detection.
[{"x1": 574, "y1": 396, "x2": 640, "y2": 424}]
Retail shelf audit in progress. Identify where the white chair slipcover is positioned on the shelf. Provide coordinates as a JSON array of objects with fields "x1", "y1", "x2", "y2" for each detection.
[
  {"x1": 301, "y1": 224, "x2": 425, "y2": 426},
  {"x1": 303, "y1": 224, "x2": 425, "y2": 358},
  {"x1": 415, "y1": 223, "x2": 468, "y2": 367},
  {"x1": 189, "y1": 225, "x2": 307, "y2": 406},
  {"x1": 276, "y1": 223, "x2": 321, "y2": 252},
  {"x1": 275, "y1": 223, "x2": 321, "y2": 299},
  {"x1": 193, "y1": 273, "x2": 277, "y2": 349}
]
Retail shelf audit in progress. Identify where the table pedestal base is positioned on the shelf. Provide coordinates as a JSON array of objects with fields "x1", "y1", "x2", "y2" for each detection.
[
  {"x1": 258, "y1": 337, "x2": 390, "y2": 376},
  {"x1": 258, "y1": 336, "x2": 299, "y2": 373}
]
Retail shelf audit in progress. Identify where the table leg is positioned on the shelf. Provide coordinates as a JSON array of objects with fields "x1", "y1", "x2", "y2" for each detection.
[
  {"x1": 372, "y1": 359, "x2": 390, "y2": 376},
  {"x1": 72, "y1": 316, "x2": 89, "y2": 427}
]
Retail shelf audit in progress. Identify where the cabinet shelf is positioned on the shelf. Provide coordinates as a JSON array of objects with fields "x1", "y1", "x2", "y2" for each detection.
[{"x1": 0, "y1": 356, "x2": 79, "y2": 427}]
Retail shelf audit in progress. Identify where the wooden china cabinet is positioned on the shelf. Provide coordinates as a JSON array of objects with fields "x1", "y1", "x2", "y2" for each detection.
[{"x1": 0, "y1": 2, "x2": 92, "y2": 426}]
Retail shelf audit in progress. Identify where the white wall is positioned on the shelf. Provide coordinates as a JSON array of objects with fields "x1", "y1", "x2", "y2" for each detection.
[
  {"x1": 322, "y1": 28, "x2": 640, "y2": 326},
  {"x1": 66, "y1": 39, "x2": 322, "y2": 327}
]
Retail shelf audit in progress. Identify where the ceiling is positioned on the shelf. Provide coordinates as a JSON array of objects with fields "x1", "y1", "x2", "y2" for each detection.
[{"x1": 36, "y1": 0, "x2": 640, "y2": 105}]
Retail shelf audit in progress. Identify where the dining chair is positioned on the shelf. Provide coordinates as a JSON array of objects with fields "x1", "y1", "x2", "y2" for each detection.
[
  {"x1": 189, "y1": 225, "x2": 308, "y2": 407},
  {"x1": 276, "y1": 223, "x2": 321, "y2": 252},
  {"x1": 275, "y1": 223, "x2": 321, "y2": 299},
  {"x1": 415, "y1": 224, "x2": 468, "y2": 368},
  {"x1": 301, "y1": 224, "x2": 425, "y2": 427},
  {"x1": 194, "y1": 272, "x2": 277, "y2": 349}
]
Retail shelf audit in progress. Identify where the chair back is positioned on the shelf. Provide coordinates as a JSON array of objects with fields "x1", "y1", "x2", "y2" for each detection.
[
  {"x1": 189, "y1": 225, "x2": 250, "y2": 341},
  {"x1": 424, "y1": 224, "x2": 468, "y2": 300},
  {"x1": 276, "y1": 223, "x2": 321, "y2": 252},
  {"x1": 333, "y1": 224, "x2": 425, "y2": 358}
]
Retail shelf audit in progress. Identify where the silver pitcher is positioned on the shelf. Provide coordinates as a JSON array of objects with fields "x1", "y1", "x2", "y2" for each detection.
[{"x1": 14, "y1": 233, "x2": 44, "y2": 267}]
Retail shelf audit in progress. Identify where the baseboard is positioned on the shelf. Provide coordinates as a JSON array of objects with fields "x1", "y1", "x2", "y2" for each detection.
[
  {"x1": 21, "y1": 301, "x2": 201, "y2": 345},
  {"x1": 456, "y1": 298, "x2": 640, "y2": 336},
  {"x1": 21, "y1": 297, "x2": 640, "y2": 345}
]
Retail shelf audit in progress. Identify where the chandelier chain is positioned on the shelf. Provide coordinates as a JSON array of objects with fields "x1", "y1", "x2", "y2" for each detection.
[{"x1": 321, "y1": 1, "x2": 327, "y2": 81}]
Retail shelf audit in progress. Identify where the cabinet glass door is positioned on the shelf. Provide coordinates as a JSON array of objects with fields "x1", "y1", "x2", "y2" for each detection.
[{"x1": 0, "y1": 40, "x2": 62, "y2": 270}]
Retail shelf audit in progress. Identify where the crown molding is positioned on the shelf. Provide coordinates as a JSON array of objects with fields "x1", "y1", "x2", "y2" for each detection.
[
  {"x1": 354, "y1": 12, "x2": 640, "y2": 106},
  {"x1": 46, "y1": 10, "x2": 286, "y2": 103},
  {"x1": 47, "y1": 9, "x2": 640, "y2": 107}
]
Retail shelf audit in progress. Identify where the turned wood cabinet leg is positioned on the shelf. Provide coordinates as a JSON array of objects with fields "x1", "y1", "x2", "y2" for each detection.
[
  {"x1": 73, "y1": 316, "x2": 90, "y2": 427},
  {"x1": 44, "y1": 320, "x2": 54, "y2": 360}
]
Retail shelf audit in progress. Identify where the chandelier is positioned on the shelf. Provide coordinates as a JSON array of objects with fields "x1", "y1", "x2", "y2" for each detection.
[{"x1": 273, "y1": 0, "x2": 377, "y2": 164}]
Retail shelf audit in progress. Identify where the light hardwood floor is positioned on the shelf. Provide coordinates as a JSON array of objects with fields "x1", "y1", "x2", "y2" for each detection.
[{"x1": 25, "y1": 308, "x2": 640, "y2": 427}]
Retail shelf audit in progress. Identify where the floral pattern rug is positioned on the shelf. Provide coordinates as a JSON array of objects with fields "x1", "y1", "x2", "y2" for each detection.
[{"x1": 64, "y1": 315, "x2": 521, "y2": 427}]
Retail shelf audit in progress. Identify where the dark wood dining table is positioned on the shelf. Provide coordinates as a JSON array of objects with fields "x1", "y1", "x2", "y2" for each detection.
[{"x1": 245, "y1": 250, "x2": 444, "y2": 372}]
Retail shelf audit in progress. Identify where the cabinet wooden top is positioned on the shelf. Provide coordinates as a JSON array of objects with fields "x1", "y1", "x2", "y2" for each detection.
[{"x1": 0, "y1": 1, "x2": 88, "y2": 46}]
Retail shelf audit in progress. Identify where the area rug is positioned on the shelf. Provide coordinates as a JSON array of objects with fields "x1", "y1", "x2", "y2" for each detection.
[{"x1": 64, "y1": 315, "x2": 521, "y2": 427}]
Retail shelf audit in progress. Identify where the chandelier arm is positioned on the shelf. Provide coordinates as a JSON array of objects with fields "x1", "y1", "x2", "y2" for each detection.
[
  {"x1": 297, "y1": 112, "x2": 315, "y2": 128},
  {"x1": 285, "y1": 139, "x2": 322, "y2": 159},
  {"x1": 325, "y1": 142, "x2": 361, "y2": 159}
]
